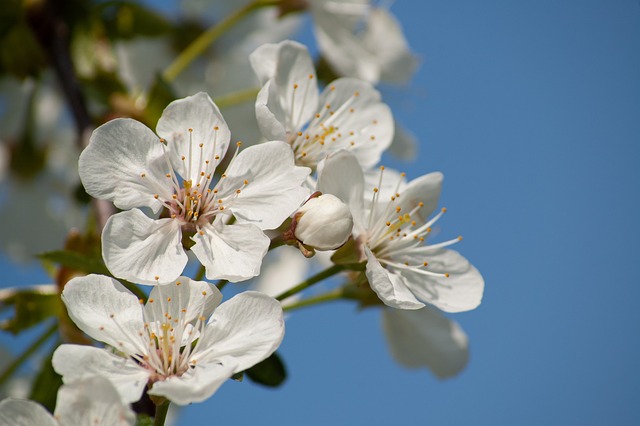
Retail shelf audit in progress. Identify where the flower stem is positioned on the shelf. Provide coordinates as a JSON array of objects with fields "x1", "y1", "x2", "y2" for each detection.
[
  {"x1": 275, "y1": 264, "x2": 345, "y2": 301},
  {"x1": 283, "y1": 288, "x2": 346, "y2": 312},
  {"x1": 214, "y1": 87, "x2": 260, "y2": 109},
  {"x1": 162, "y1": 0, "x2": 280, "y2": 82},
  {"x1": 154, "y1": 400, "x2": 170, "y2": 426},
  {"x1": 0, "y1": 322, "x2": 58, "y2": 387}
]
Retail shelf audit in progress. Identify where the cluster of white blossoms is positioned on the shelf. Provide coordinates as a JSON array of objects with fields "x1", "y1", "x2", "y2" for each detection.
[{"x1": 0, "y1": 2, "x2": 483, "y2": 422}]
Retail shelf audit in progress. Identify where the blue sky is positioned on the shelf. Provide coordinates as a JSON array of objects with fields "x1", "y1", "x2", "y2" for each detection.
[{"x1": 2, "y1": 1, "x2": 639, "y2": 425}]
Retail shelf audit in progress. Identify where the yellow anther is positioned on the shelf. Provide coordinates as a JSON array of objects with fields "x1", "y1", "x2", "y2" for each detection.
[
  {"x1": 244, "y1": 179, "x2": 249, "y2": 185},
  {"x1": 214, "y1": 126, "x2": 219, "y2": 130},
  {"x1": 140, "y1": 173, "x2": 146, "y2": 178},
  {"x1": 154, "y1": 194, "x2": 159, "y2": 199},
  {"x1": 442, "y1": 207, "x2": 447, "y2": 213},
  {"x1": 445, "y1": 273, "x2": 450, "y2": 278},
  {"x1": 373, "y1": 187, "x2": 379, "y2": 193},
  {"x1": 293, "y1": 83, "x2": 299, "y2": 89},
  {"x1": 188, "y1": 128, "x2": 193, "y2": 132},
  {"x1": 236, "y1": 141, "x2": 242, "y2": 146}
]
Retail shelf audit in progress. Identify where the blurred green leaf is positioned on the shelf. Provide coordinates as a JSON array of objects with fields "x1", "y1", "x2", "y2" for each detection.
[
  {"x1": 0, "y1": 22, "x2": 47, "y2": 78},
  {"x1": 39, "y1": 250, "x2": 110, "y2": 276},
  {"x1": 29, "y1": 349, "x2": 63, "y2": 413},
  {"x1": 0, "y1": 288, "x2": 61, "y2": 334},
  {"x1": 245, "y1": 352, "x2": 287, "y2": 387},
  {"x1": 144, "y1": 72, "x2": 176, "y2": 125},
  {"x1": 101, "y1": 2, "x2": 173, "y2": 40}
]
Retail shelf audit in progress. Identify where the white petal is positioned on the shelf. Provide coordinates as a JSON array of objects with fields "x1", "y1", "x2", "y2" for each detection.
[
  {"x1": 79, "y1": 118, "x2": 169, "y2": 213},
  {"x1": 398, "y1": 172, "x2": 443, "y2": 220},
  {"x1": 197, "y1": 291, "x2": 284, "y2": 372},
  {"x1": 312, "y1": 5, "x2": 417, "y2": 84},
  {"x1": 102, "y1": 210, "x2": 187, "y2": 285},
  {"x1": 317, "y1": 150, "x2": 366, "y2": 233},
  {"x1": 381, "y1": 306, "x2": 469, "y2": 378},
  {"x1": 147, "y1": 357, "x2": 237, "y2": 405},
  {"x1": 249, "y1": 42, "x2": 282, "y2": 84},
  {"x1": 145, "y1": 278, "x2": 221, "y2": 326},
  {"x1": 52, "y1": 345, "x2": 149, "y2": 404},
  {"x1": 218, "y1": 141, "x2": 311, "y2": 230},
  {"x1": 156, "y1": 92, "x2": 231, "y2": 183},
  {"x1": 250, "y1": 41, "x2": 318, "y2": 132},
  {"x1": 364, "y1": 247, "x2": 424, "y2": 310},
  {"x1": 62, "y1": 275, "x2": 144, "y2": 355},
  {"x1": 191, "y1": 221, "x2": 270, "y2": 282},
  {"x1": 55, "y1": 376, "x2": 136, "y2": 426},
  {"x1": 255, "y1": 81, "x2": 288, "y2": 141},
  {"x1": 311, "y1": 78, "x2": 393, "y2": 169},
  {"x1": 364, "y1": 8, "x2": 419, "y2": 84},
  {"x1": 0, "y1": 399, "x2": 56, "y2": 426},
  {"x1": 402, "y1": 249, "x2": 484, "y2": 313}
]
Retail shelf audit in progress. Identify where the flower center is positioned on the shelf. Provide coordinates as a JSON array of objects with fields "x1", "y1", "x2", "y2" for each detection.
[
  {"x1": 287, "y1": 83, "x2": 381, "y2": 169},
  {"x1": 142, "y1": 129, "x2": 248, "y2": 232},
  {"x1": 364, "y1": 167, "x2": 462, "y2": 278},
  {"x1": 107, "y1": 281, "x2": 211, "y2": 382}
]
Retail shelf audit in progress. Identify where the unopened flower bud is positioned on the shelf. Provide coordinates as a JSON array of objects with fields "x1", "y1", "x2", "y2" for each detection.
[{"x1": 294, "y1": 194, "x2": 353, "y2": 251}]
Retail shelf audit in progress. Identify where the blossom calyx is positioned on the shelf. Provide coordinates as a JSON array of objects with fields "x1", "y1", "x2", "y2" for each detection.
[{"x1": 290, "y1": 192, "x2": 354, "y2": 252}]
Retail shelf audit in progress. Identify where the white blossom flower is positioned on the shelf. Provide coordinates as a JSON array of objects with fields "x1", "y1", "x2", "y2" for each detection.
[
  {"x1": 79, "y1": 92, "x2": 310, "y2": 284},
  {"x1": 52, "y1": 274, "x2": 285, "y2": 406},
  {"x1": 319, "y1": 150, "x2": 484, "y2": 311},
  {"x1": 309, "y1": 0, "x2": 418, "y2": 84},
  {"x1": 250, "y1": 40, "x2": 394, "y2": 171},
  {"x1": 294, "y1": 193, "x2": 353, "y2": 250},
  {"x1": 0, "y1": 376, "x2": 135, "y2": 426},
  {"x1": 381, "y1": 306, "x2": 469, "y2": 378}
]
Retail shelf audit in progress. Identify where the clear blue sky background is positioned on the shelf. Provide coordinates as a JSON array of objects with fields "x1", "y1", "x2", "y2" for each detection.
[{"x1": 2, "y1": 1, "x2": 640, "y2": 425}]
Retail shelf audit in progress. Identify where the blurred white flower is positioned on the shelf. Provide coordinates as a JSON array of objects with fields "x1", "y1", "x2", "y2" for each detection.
[
  {"x1": 250, "y1": 40, "x2": 394, "y2": 171},
  {"x1": 381, "y1": 306, "x2": 469, "y2": 378},
  {"x1": 319, "y1": 150, "x2": 484, "y2": 311},
  {"x1": 79, "y1": 92, "x2": 310, "y2": 284},
  {"x1": 0, "y1": 376, "x2": 135, "y2": 426},
  {"x1": 309, "y1": 0, "x2": 418, "y2": 84},
  {"x1": 0, "y1": 75, "x2": 84, "y2": 262},
  {"x1": 53, "y1": 275, "x2": 285, "y2": 406}
]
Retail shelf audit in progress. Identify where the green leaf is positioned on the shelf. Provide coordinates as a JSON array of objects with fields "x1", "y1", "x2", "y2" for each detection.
[
  {"x1": 38, "y1": 250, "x2": 110, "y2": 275},
  {"x1": 0, "y1": 287, "x2": 61, "y2": 334},
  {"x1": 144, "y1": 72, "x2": 176, "y2": 125},
  {"x1": 100, "y1": 2, "x2": 173, "y2": 40},
  {"x1": 245, "y1": 352, "x2": 287, "y2": 387},
  {"x1": 29, "y1": 349, "x2": 63, "y2": 413}
]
